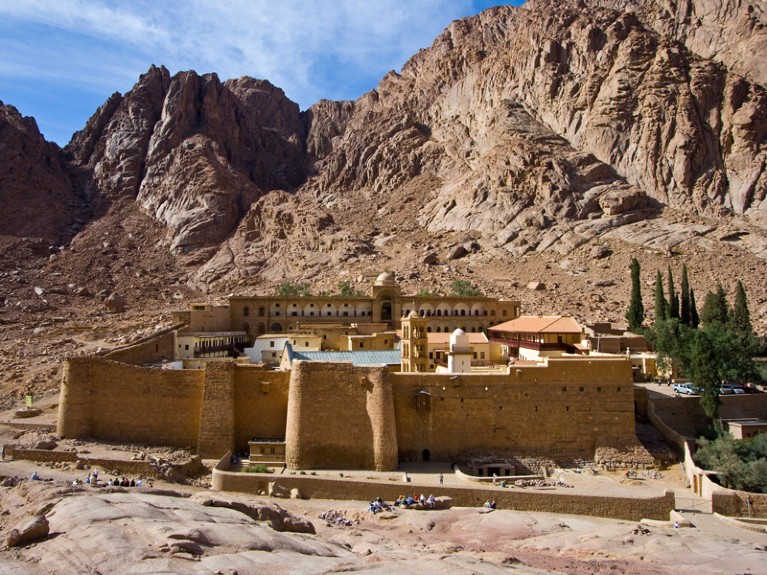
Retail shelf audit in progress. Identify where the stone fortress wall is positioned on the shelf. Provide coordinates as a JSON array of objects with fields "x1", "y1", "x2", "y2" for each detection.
[
  {"x1": 58, "y1": 353, "x2": 637, "y2": 468},
  {"x1": 59, "y1": 358, "x2": 205, "y2": 447}
]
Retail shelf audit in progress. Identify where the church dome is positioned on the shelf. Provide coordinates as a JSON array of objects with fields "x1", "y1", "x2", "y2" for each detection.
[
  {"x1": 374, "y1": 272, "x2": 396, "y2": 286},
  {"x1": 408, "y1": 310, "x2": 420, "y2": 319}
]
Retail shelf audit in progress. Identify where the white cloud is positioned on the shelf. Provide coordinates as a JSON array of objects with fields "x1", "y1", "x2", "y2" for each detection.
[
  {"x1": 1, "y1": 0, "x2": 503, "y2": 142},
  {"x1": 0, "y1": 0, "x2": 474, "y2": 107}
]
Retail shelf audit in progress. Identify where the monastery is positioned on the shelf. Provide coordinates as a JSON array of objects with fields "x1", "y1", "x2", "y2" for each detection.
[{"x1": 57, "y1": 275, "x2": 644, "y2": 471}]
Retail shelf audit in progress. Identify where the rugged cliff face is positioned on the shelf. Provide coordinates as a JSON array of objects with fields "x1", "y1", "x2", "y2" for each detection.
[
  {"x1": 1, "y1": 0, "x2": 766, "y2": 306},
  {"x1": 0, "y1": 103, "x2": 81, "y2": 245}
]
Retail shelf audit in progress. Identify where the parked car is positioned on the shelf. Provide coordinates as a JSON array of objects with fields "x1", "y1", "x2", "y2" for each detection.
[
  {"x1": 742, "y1": 383, "x2": 764, "y2": 394},
  {"x1": 731, "y1": 387, "x2": 746, "y2": 395},
  {"x1": 672, "y1": 383, "x2": 696, "y2": 395},
  {"x1": 719, "y1": 386, "x2": 735, "y2": 395}
]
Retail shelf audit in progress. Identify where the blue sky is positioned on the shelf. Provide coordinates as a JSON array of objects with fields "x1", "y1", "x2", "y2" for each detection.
[{"x1": 0, "y1": 1, "x2": 523, "y2": 146}]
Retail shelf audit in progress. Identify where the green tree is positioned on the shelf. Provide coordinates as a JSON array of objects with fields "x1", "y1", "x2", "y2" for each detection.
[
  {"x1": 626, "y1": 257, "x2": 644, "y2": 331},
  {"x1": 700, "y1": 283, "x2": 729, "y2": 326},
  {"x1": 418, "y1": 288, "x2": 438, "y2": 297},
  {"x1": 654, "y1": 270, "x2": 667, "y2": 323},
  {"x1": 732, "y1": 280, "x2": 752, "y2": 335},
  {"x1": 276, "y1": 282, "x2": 311, "y2": 297},
  {"x1": 690, "y1": 288, "x2": 700, "y2": 328},
  {"x1": 688, "y1": 330, "x2": 721, "y2": 420},
  {"x1": 695, "y1": 431, "x2": 767, "y2": 493},
  {"x1": 337, "y1": 280, "x2": 364, "y2": 297},
  {"x1": 680, "y1": 264, "x2": 691, "y2": 326},
  {"x1": 451, "y1": 279, "x2": 482, "y2": 297},
  {"x1": 667, "y1": 266, "x2": 679, "y2": 320},
  {"x1": 651, "y1": 318, "x2": 694, "y2": 379}
]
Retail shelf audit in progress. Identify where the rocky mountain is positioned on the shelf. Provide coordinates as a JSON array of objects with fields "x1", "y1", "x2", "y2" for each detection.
[{"x1": 1, "y1": 0, "x2": 767, "y2": 398}]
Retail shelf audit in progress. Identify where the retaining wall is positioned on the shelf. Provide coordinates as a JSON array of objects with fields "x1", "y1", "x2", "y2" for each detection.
[{"x1": 212, "y1": 455, "x2": 674, "y2": 522}]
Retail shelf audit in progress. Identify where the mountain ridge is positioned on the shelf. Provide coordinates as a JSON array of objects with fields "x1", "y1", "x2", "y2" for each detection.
[{"x1": 1, "y1": 0, "x2": 767, "y2": 399}]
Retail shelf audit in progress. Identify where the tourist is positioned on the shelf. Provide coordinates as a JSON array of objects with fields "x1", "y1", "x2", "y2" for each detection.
[
  {"x1": 490, "y1": 500, "x2": 496, "y2": 509},
  {"x1": 419, "y1": 493, "x2": 425, "y2": 506},
  {"x1": 484, "y1": 500, "x2": 491, "y2": 508},
  {"x1": 427, "y1": 494, "x2": 436, "y2": 509},
  {"x1": 31, "y1": 471, "x2": 39, "y2": 480},
  {"x1": 439, "y1": 473, "x2": 443, "y2": 485}
]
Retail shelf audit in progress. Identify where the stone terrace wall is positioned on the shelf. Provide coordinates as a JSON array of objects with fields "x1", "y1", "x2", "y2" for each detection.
[
  {"x1": 650, "y1": 394, "x2": 767, "y2": 436},
  {"x1": 212, "y1": 461, "x2": 674, "y2": 522},
  {"x1": 58, "y1": 358, "x2": 204, "y2": 447},
  {"x1": 9, "y1": 448, "x2": 204, "y2": 478},
  {"x1": 392, "y1": 357, "x2": 636, "y2": 463},
  {"x1": 104, "y1": 324, "x2": 182, "y2": 365},
  {"x1": 285, "y1": 361, "x2": 397, "y2": 471},
  {"x1": 233, "y1": 366, "x2": 290, "y2": 453}
]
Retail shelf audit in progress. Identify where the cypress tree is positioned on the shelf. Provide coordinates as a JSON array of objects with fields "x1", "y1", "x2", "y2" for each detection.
[
  {"x1": 700, "y1": 283, "x2": 729, "y2": 326},
  {"x1": 654, "y1": 270, "x2": 667, "y2": 323},
  {"x1": 626, "y1": 257, "x2": 644, "y2": 331},
  {"x1": 690, "y1": 288, "x2": 700, "y2": 328},
  {"x1": 689, "y1": 330, "x2": 721, "y2": 420},
  {"x1": 680, "y1": 264, "x2": 691, "y2": 326},
  {"x1": 667, "y1": 266, "x2": 679, "y2": 320},
  {"x1": 732, "y1": 280, "x2": 752, "y2": 335}
]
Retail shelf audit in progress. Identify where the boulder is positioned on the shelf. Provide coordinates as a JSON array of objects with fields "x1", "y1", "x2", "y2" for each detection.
[
  {"x1": 34, "y1": 440, "x2": 58, "y2": 450},
  {"x1": 526, "y1": 281, "x2": 546, "y2": 291},
  {"x1": 446, "y1": 245, "x2": 467, "y2": 260},
  {"x1": 591, "y1": 245, "x2": 611, "y2": 259},
  {"x1": 5, "y1": 515, "x2": 49, "y2": 547},
  {"x1": 105, "y1": 292, "x2": 125, "y2": 313},
  {"x1": 422, "y1": 252, "x2": 438, "y2": 265}
]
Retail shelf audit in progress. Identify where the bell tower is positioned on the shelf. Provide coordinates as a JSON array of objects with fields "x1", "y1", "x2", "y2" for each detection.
[{"x1": 401, "y1": 310, "x2": 429, "y2": 373}]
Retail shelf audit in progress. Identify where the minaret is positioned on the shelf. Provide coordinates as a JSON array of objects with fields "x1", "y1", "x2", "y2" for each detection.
[{"x1": 401, "y1": 310, "x2": 428, "y2": 373}]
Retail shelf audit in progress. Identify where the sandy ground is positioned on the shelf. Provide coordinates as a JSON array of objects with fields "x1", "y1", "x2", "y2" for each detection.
[{"x1": 2, "y1": 396, "x2": 767, "y2": 574}]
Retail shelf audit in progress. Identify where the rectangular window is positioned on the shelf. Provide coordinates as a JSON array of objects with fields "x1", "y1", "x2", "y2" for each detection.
[
  {"x1": 480, "y1": 352, "x2": 485, "y2": 359},
  {"x1": 185, "y1": 344, "x2": 189, "y2": 351},
  {"x1": 270, "y1": 341, "x2": 275, "y2": 348},
  {"x1": 359, "y1": 342, "x2": 364, "y2": 349}
]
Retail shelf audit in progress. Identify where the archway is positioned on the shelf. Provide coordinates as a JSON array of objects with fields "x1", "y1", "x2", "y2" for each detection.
[
  {"x1": 422, "y1": 448, "x2": 430, "y2": 462},
  {"x1": 270, "y1": 322, "x2": 283, "y2": 332},
  {"x1": 380, "y1": 297, "x2": 392, "y2": 321}
]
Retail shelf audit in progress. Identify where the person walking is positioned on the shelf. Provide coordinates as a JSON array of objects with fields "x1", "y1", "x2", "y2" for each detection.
[{"x1": 439, "y1": 473, "x2": 443, "y2": 485}]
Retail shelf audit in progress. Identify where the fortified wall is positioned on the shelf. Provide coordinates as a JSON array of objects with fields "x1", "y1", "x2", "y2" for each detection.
[{"x1": 58, "y1": 355, "x2": 636, "y2": 469}]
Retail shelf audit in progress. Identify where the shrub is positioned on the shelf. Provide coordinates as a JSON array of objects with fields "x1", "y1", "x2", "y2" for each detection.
[
  {"x1": 450, "y1": 279, "x2": 482, "y2": 297},
  {"x1": 243, "y1": 464, "x2": 272, "y2": 474}
]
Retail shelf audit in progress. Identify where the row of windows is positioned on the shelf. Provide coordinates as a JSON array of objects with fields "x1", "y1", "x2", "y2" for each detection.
[
  {"x1": 242, "y1": 304, "x2": 514, "y2": 317},
  {"x1": 403, "y1": 308, "x2": 508, "y2": 317},
  {"x1": 243, "y1": 303, "x2": 370, "y2": 317}
]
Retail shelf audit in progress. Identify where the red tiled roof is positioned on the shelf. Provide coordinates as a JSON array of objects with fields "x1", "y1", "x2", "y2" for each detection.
[
  {"x1": 427, "y1": 332, "x2": 489, "y2": 344},
  {"x1": 488, "y1": 316, "x2": 582, "y2": 334}
]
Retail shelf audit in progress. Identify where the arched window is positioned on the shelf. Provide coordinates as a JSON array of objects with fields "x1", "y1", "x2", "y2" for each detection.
[
  {"x1": 270, "y1": 322, "x2": 283, "y2": 332},
  {"x1": 258, "y1": 307, "x2": 265, "y2": 316},
  {"x1": 258, "y1": 323, "x2": 266, "y2": 335},
  {"x1": 243, "y1": 306, "x2": 250, "y2": 317}
]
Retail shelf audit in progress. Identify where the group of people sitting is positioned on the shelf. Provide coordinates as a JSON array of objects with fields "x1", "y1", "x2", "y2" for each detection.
[
  {"x1": 483, "y1": 500, "x2": 497, "y2": 509},
  {"x1": 368, "y1": 497, "x2": 393, "y2": 514},
  {"x1": 394, "y1": 493, "x2": 437, "y2": 509},
  {"x1": 71, "y1": 469, "x2": 142, "y2": 488}
]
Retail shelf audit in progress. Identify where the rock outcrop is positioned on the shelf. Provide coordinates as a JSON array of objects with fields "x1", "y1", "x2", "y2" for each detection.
[{"x1": 0, "y1": 103, "x2": 81, "y2": 245}]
